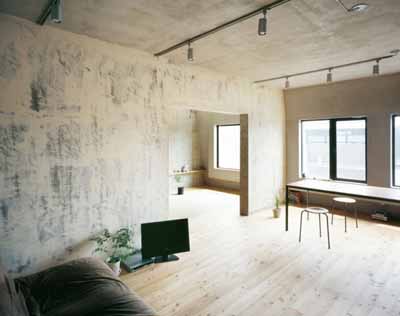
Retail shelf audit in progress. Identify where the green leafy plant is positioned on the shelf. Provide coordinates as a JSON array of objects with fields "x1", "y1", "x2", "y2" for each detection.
[
  {"x1": 174, "y1": 174, "x2": 183, "y2": 184},
  {"x1": 91, "y1": 228, "x2": 135, "y2": 263},
  {"x1": 275, "y1": 195, "x2": 281, "y2": 209}
]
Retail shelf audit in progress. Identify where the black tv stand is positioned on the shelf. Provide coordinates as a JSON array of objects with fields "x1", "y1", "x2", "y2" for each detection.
[{"x1": 154, "y1": 254, "x2": 179, "y2": 263}]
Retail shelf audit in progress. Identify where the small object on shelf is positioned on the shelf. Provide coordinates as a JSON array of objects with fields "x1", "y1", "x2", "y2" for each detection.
[{"x1": 371, "y1": 210, "x2": 389, "y2": 222}]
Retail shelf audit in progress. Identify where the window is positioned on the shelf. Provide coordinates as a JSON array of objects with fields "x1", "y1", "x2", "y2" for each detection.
[
  {"x1": 301, "y1": 120, "x2": 330, "y2": 180},
  {"x1": 216, "y1": 124, "x2": 240, "y2": 170},
  {"x1": 336, "y1": 119, "x2": 366, "y2": 182},
  {"x1": 301, "y1": 118, "x2": 367, "y2": 183},
  {"x1": 393, "y1": 115, "x2": 400, "y2": 187}
]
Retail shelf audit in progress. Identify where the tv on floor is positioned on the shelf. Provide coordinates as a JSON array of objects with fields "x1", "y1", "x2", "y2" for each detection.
[{"x1": 141, "y1": 218, "x2": 190, "y2": 263}]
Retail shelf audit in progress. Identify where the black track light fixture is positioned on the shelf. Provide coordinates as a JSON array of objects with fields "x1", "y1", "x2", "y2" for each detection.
[
  {"x1": 187, "y1": 42, "x2": 194, "y2": 62},
  {"x1": 336, "y1": 0, "x2": 369, "y2": 13},
  {"x1": 258, "y1": 9, "x2": 267, "y2": 36},
  {"x1": 285, "y1": 77, "x2": 290, "y2": 89},
  {"x1": 327, "y1": 68, "x2": 333, "y2": 83},
  {"x1": 373, "y1": 59, "x2": 380, "y2": 75},
  {"x1": 51, "y1": 0, "x2": 63, "y2": 23}
]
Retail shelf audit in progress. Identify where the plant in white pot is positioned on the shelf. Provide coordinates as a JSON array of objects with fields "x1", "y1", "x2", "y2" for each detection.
[
  {"x1": 273, "y1": 195, "x2": 281, "y2": 218},
  {"x1": 91, "y1": 227, "x2": 135, "y2": 276}
]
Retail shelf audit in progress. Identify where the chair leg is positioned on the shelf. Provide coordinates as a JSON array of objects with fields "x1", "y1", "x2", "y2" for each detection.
[
  {"x1": 345, "y1": 215, "x2": 347, "y2": 233},
  {"x1": 319, "y1": 214, "x2": 322, "y2": 238},
  {"x1": 307, "y1": 211, "x2": 310, "y2": 221},
  {"x1": 324, "y1": 213, "x2": 331, "y2": 249},
  {"x1": 299, "y1": 210, "x2": 305, "y2": 243},
  {"x1": 354, "y1": 204, "x2": 358, "y2": 228}
]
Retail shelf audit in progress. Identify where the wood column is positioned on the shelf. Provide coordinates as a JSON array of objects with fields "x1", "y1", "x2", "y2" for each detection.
[{"x1": 240, "y1": 114, "x2": 249, "y2": 216}]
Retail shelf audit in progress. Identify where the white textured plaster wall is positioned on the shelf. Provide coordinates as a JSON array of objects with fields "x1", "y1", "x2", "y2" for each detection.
[{"x1": 0, "y1": 13, "x2": 285, "y2": 274}]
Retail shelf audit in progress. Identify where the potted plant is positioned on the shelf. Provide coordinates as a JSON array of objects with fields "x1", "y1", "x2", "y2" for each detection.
[
  {"x1": 175, "y1": 174, "x2": 184, "y2": 195},
  {"x1": 91, "y1": 227, "x2": 135, "y2": 276},
  {"x1": 273, "y1": 194, "x2": 281, "y2": 218}
]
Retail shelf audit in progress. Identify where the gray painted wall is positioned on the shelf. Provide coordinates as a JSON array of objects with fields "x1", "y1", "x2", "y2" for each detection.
[{"x1": 285, "y1": 73, "x2": 400, "y2": 216}]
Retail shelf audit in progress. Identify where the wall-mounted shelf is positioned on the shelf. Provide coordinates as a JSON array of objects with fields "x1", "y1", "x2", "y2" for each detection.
[{"x1": 170, "y1": 170, "x2": 206, "y2": 176}]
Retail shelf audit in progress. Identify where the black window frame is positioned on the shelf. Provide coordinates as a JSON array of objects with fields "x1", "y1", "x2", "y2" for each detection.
[
  {"x1": 300, "y1": 117, "x2": 368, "y2": 184},
  {"x1": 216, "y1": 124, "x2": 240, "y2": 170},
  {"x1": 393, "y1": 114, "x2": 400, "y2": 187}
]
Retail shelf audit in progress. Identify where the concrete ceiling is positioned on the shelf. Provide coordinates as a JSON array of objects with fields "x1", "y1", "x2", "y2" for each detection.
[{"x1": 1, "y1": 0, "x2": 400, "y2": 88}]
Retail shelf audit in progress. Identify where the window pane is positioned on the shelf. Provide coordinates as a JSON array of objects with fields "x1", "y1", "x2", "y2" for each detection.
[
  {"x1": 218, "y1": 125, "x2": 240, "y2": 169},
  {"x1": 301, "y1": 120, "x2": 330, "y2": 179},
  {"x1": 395, "y1": 116, "x2": 400, "y2": 186},
  {"x1": 336, "y1": 120, "x2": 366, "y2": 181}
]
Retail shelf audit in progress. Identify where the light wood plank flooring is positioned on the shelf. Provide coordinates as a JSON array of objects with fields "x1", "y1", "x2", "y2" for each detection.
[{"x1": 122, "y1": 187, "x2": 400, "y2": 316}]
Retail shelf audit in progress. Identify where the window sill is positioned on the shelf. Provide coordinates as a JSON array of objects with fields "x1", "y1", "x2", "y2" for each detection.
[
  {"x1": 215, "y1": 168, "x2": 240, "y2": 172},
  {"x1": 302, "y1": 177, "x2": 367, "y2": 186}
]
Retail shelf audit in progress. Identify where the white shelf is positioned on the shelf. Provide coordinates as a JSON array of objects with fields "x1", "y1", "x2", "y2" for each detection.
[{"x1": 170, "y1": 170, "x2": 206, "y2": 176}]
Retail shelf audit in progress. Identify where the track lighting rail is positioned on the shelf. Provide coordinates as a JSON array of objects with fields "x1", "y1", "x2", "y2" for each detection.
[
  {"x1": 154, "y1": 0, "x2": 292, "y2": 57},
  {"x1": 253, "y1": 54, "x2": 396, "y2": 84}
]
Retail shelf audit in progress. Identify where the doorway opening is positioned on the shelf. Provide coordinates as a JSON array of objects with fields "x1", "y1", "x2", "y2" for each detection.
[{"x1": 167, "y1": 109, "x2": 248, "y2": 219}]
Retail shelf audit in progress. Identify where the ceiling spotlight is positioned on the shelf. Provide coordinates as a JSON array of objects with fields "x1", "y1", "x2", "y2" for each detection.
[
  {"x1": 187, "y1": 42, "x2": 194, "y2": 62},
  {"x1": 373, "y1": 59, "x2": 380, "y2": 75},
  {"x1": 349, "y1": 3, "x2": 369, "y2": 12},
  {"x1": 51, "y1": 0, "x2": 63, "y2": 23},
  {"x1": 390, "y1": 49, "x2": 400, "y2": 56},
  {"x1": 327, "y1": 69, "x2": 333, "y2": 83},
  {"x1": 258, "y1": 9, "x2": 267, "y2": 36},
  {"x1": 336, "y1": 0, "x2": 369, "y2": 13},
  {"x1": 285, "y1": 77, "x2": 290, "y2": 89}
]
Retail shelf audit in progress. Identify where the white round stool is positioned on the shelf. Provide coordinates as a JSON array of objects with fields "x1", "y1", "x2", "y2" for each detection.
[
  {"x1": 331, "y1": 197, "x2": 358, "y2": 232},
  {"x1": 299, "y1": 207, "x2": 331, "y2": 249}
]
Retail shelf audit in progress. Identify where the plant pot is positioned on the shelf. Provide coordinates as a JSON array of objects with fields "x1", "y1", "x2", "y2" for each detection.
[
  {"x1": 177, "y1": 187, "x2": 184, "y2": 195},
  {"x1": 107, "y1": 260, "x2": 121, "y2": 276},
  {"x1": 273, "y1": 208, "x2": 281, "y2": 219}
]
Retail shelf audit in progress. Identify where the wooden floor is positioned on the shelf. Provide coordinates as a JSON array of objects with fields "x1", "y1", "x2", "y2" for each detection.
[{"x1": 122, "y1": 187, "x2": 400, "y2": 316}]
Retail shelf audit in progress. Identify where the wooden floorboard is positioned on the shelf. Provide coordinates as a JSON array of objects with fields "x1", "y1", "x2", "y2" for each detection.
[{"x1": 122, "y1": 187, "x2": 400, "y2": 316}]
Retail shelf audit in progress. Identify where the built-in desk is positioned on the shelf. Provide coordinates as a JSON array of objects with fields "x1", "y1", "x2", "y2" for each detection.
[{"x1": 285, "y1": 179, "x2": 400, "y2": 231}]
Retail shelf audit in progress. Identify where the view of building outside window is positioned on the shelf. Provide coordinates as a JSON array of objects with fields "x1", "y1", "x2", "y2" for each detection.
[
  {"x1": 301, "y1": 120, "x2": 330, "y2": 179},
  {"x1": 395, "y1": 116, "x2": 400, "y2": 186},
  {"x1": 217, "y1": 125, "x2": 240, "y2": 170},
  {"x1": 336, "y1": 120, "x2": 366, "y2": 181}
]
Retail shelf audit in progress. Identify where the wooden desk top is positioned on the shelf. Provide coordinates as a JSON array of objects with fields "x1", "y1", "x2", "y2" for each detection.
[{"x1": 287, "y1": 179, "x2": 400, "y2": 204}]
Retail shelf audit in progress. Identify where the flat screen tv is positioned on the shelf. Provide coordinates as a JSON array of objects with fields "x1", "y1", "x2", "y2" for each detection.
[{"x1": 141, "y1": 218, "x2": 190, "y2": 263}]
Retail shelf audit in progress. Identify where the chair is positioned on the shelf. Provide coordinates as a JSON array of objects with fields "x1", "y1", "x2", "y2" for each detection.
[
  {"x1": 331, "y1": 197, "x2": 358, "y2": 232},
  {"x1": 299, "y1": 206, "x2": 331, "y2": 249}
]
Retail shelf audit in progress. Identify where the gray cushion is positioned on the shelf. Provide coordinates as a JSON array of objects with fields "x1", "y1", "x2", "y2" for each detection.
[
  {"x1": 0, "y1": 264, "x2": 30, "y2": 316},
  {"x1": 15, "y1": 257, "x2": 156, "y2": 316}
]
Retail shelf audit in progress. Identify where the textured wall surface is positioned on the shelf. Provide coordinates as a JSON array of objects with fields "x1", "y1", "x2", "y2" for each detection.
[
  {"x1": 167, "y1": 109, "x2": 203, "y2": 192},
  {"x1": 249, "y1": 87, "x2": 286, "y2": 212},
  {"x1": 0, "y1": 14, "x2": 256, "y2": 275}
]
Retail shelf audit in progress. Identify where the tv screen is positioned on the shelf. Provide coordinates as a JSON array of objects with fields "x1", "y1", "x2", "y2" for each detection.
[{"x1": 141, "y1": 218, "x2": 190, "y2": 259}]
